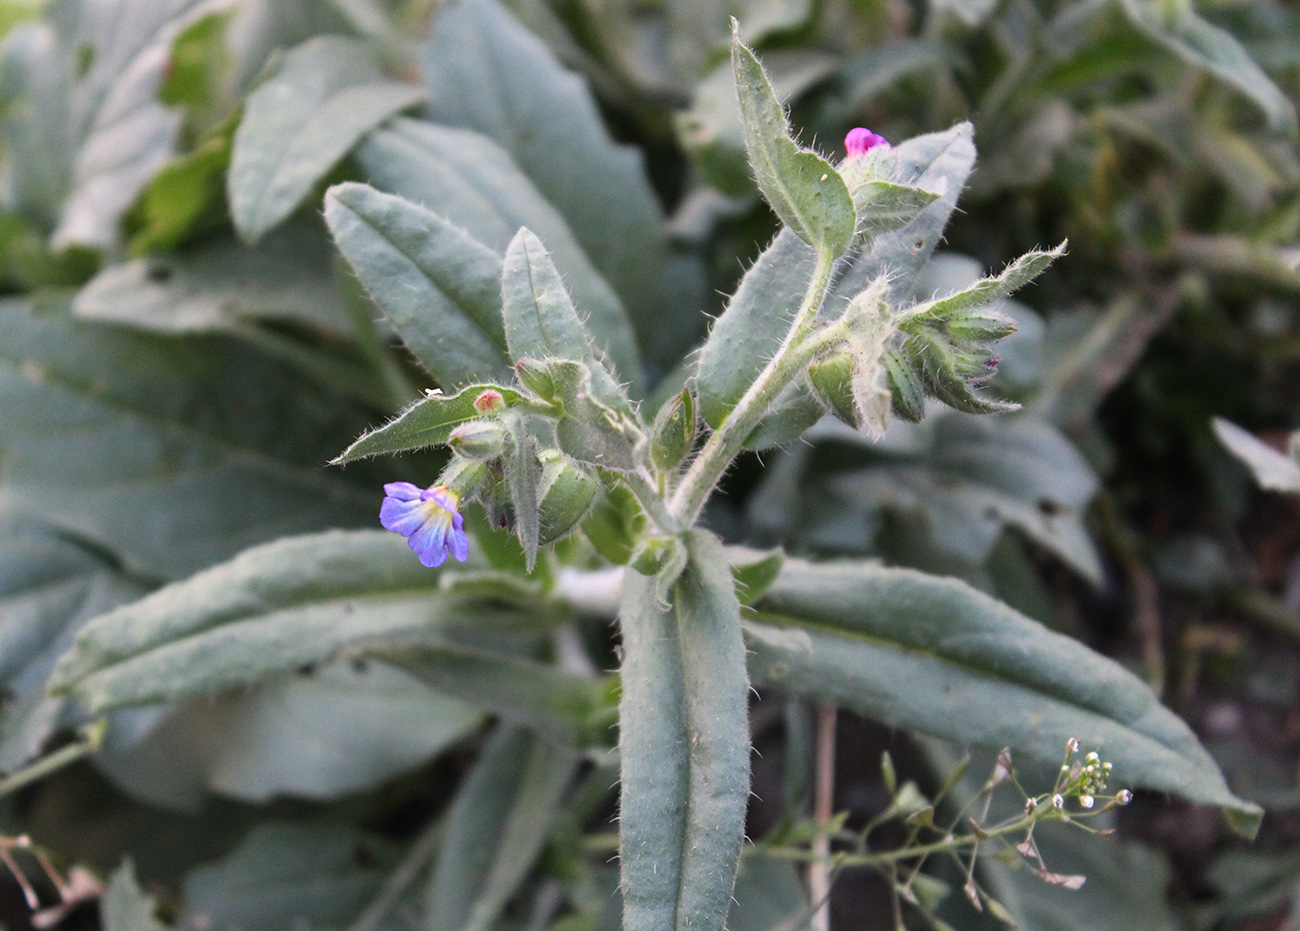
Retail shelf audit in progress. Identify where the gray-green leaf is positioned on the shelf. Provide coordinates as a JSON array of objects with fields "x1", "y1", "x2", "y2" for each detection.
[
  {"x1": 1120, "y1": 0, "x2": 1297, "y2": 137},
  {"x1": 333, "y1": 383, "x2": 522, "y2": 464},
  {"x1": 229, "y1": 35, "x2": 426, "y2": 242},
  {"x1": 746, "y1": 558, "x2": 1263, "y2": 836},
  {"x1": 619, "y1": 530, "x2": 750, "y2": 931},
  {"x1": 424, "y1": 728, "x2": 578, "y2": 931},
  {"x1": 325, "y1": 181, "x2": 512, "y2": 388},
  {"x1": 47, "y1": 529, "x2": 544, "y2": 710},
  {"x1": 697, "y1": 228, "x2": 818, "y2": 429},
  {"x1": 731, "y1": 29, "x2": 854, "y2": 257},
  {"x1": 355, "y1": 119, "x2": 642, "y2": 390}
]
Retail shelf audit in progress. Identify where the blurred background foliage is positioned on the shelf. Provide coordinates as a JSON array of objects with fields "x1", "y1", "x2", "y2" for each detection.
[{"x1": 0, "y1": 0, "x2": 1298, "y2": 928}]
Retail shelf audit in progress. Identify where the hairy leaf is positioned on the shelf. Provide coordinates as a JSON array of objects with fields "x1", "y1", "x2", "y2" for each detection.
[
  {"x1": 333, "y1": 383, "x2": 522, "y2": 464},
  {"x1": 746, "y1": 558, "x2": 1263, "y2": 836},
  {"x1": 421, "y1": 0, "x2": 693, "y2": 357},
  {"x1": 424, "y1": 728, "x2": 578, "y2": 931},
  {"x1": 326, "y1": 181, "x2": 512, "y2": 388},
  {"x1": 0, "y1": 300, "x2": 376, "y2": 579},
  {"x1": 48, "y1": 530, "x2": 546, "y2": 710},
  {"x1": 354, "y1": 119, "x2": 641, "y2": 390},
  {"x1": 620, "y1": 530, "x2": 750, "y2": 931},
  {"x1": 697, "y1": 228, "x2": 818, "y2": 429},
  {"x1": 229, "y1": 35, "x2": 425, "y2": 242},
  {"x1": 732, "y1": 29, "x2": 854, "y2": 258}
]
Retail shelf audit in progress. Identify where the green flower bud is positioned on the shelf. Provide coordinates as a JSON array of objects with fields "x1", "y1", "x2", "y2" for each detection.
[
  {"x1": 944, "y1": 307, "x2": 1017, "y2": 344},
  {"x1": 883, "y1": 349, "x2": 926, "y2": 422},
  {"x1": 536, "y1": 449, "x2": 598, "y2": 544},
  {"x1": 515, "y1": 358, "x2": 559, "y2": 403},
  {"x1": 448, "y1": 419, "x2": 508, "y2": 461},
  {"x1": 437, "y1": 457, "x2": 489, "y2": 500},
  {"x1": 807, "y1": 351, "x2": 857, "y2": 427},
  {"x1": 650, "y1": 387, "x2": 697, "y2": 473},
  {"x1": 629, "y1": 534, "x2": 685, "y2": 577}
]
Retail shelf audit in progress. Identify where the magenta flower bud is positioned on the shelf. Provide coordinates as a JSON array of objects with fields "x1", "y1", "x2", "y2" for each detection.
[{"x1": 845, "y1": 127, "x2": 889, "y2": 157}]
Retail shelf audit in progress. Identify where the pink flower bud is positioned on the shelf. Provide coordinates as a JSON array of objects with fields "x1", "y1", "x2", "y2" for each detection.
[{"x1": 845, "y1": 127, "x2": 889, "y2": 157}]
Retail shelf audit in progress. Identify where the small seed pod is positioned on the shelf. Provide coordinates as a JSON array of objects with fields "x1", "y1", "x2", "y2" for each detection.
[{"x1": 536, "y1": 449, "x2": 598, "y2": 544}]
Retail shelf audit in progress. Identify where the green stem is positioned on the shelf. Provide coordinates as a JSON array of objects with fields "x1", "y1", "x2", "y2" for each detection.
[
  {"x1": 623, "y1": 466, "x2": 681, "y2": 535},
  {"x1": 670, "y1": 249, "x2": 838, "y2": 525},
  {"x1": 0, "y1": 720, "x2": 105, "y2": 799}
]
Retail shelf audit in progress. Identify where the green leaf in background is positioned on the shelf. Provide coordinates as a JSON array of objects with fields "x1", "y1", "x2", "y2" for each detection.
[
  {"x1": 127, "y1": 118, "x2": 232, "y2": 255},
  {"x1": 354, "y1": 118, "x2": 642, "y2": 391},
  {"x1": 101, "y1": 859, "x2": 167, "y2": 931},
  {"x1": 1212, "y1": 417, "x2": 1300, "y2": 492},
  {"x1": 375, "y1": 643, "x2": 613, "y2": 748},
  {"x1": 48, "y1": 529, "x2": 546, "y2": 711},
  {"x1": 0, "y1": 300, "x2": 377, "y2": 579},
  {"x1": 731, "y1": 28, "x2": 855, "y2": 258},
  {"x1": 0, "y1": 21, "x2": 75, "y2": 232},
  {"x1": 333, "y1": 383, "x2": 523, "y2": 464},
  {"x1": 76, "y1": 220, "x2": 353, "y2": 337},
  {"x1": 697, "y1": 228, "x2": 818, "y2": 429},
  {"x1": 182, "y1": 822, "x2": 398, "y2": 930},
  {"x1": 420, "y1": 0, "x2": 696, "y2": 362},
  {"x1": 424, "y1": 728, "x2": 578, "y2": 931},
  {"x1": 750, "y1": 413, "x2": 1104, "y2": 582},
  {"x1": 1120, "y1": 0, "x2": 1298, "y2": 137},
  {"x1": 229, "y1": 35, "x2": 426, "y2": 243},
  {"x1": 43, "y1": 0, "x2": 219, "y2": 249},
  {"x1": 96, "y1": 659, "x2": 483, "y2": 804},
  {"x1": 746, "y1": 558, "x2": 1263, "y2": 836},
  {"x1": 0, "y1": 517, "x2": 144, "y2": 772},
  {"x1": 325, "y1": 181, "x2": 513, "y2": 389},
  {"x1": 619, "y1": 530, "x2": 750, "y2": 931}
]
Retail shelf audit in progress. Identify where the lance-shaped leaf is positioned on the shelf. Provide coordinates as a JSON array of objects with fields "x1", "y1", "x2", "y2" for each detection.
[
  {"x1": 424, "y1": 728, "x2": 578, "y2": 931},
  {"x1": 731, "y1": 28, "x2": 854, "y2": 258},
  {"x1": 745, "y1": 558, "x2": 1263, "y2": 837},
  {"x1": 697, "y1": 228, "x2": 818, "y2": 429},
  {"x1": 182, "y1": 822, "x2": 398, "y2": 931},
  {"x1": 501, "y1": 229, "x2": 629, "y2": 404},
  {"x1": 0, "y1": 517, "x2": 144, "y2": 771},
  {"x1": 501, "y1": 409, "x2": 542, "y2": 571},
  {"x1": 851, "y1": 179, "x2": 942, "y2": 236},
  {"x1": 355, "y1": 119, "x2": 642, "y2": 390},
  {"x1": 326, "y1": 182, "x2": 512, "y2": 388},
  {"x1": 900, "y1": 243, "x2": 1066, "y2": 327},
  {"x1": 420, "y1": 0, "x2": 694, "y2": 355},
  {"x1": 620, "y1": 530, "x2": 750, "y2": 931},
  {"x1": 333, "y1": 384, "x2": 522, "y2": 464},
  {"x1": 229, "y1": 35, "x2": 426, "y2": 242},
  {"x1": 47, "y1": 530, "x2": 549, "y2": 711}
]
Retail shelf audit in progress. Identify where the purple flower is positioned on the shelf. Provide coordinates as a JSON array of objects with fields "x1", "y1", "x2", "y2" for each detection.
[
  {"x1": 380, "y1": 482, "x2": 469, "y2": 568},
  {"x1": 845, "y1": 127, "x2": 889, "y2": 157}
]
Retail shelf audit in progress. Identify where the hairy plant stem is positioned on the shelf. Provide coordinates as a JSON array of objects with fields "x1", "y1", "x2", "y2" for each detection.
[
  {"x1": 670, "y1": 249, "x2": 839, "y2": 525},
  {"x1": 623, "y1": 465, "x2": 681, "y2": 534}
]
